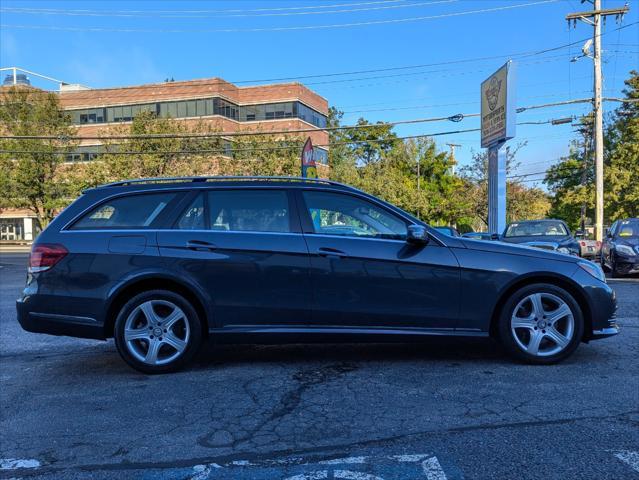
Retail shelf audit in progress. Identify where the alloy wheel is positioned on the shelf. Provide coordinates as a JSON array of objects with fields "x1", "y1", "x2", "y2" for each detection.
[
  {"x1": 123, "y1": 300, "x2": 190, "y2": 365},
  {"x1": 510, "y1": 292, "x2": 574, "y2": 357}
]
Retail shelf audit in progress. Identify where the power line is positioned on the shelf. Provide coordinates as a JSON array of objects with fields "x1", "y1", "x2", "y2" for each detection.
[
  {"x1": 1, "y1": 116, "x2": 627, "y2": 156},
  {"x1": 0, "y1": 1, "x2": 412, "y2": 16},
  {"x1": 0, "y1": 1, "x2": 458, "y2": 19},
  {"x1": 0, "y1": 0, "x2": 561, "y2": 33},
  {"x1": 2, "y1": 20, "x2": 635, "y2": 101}
]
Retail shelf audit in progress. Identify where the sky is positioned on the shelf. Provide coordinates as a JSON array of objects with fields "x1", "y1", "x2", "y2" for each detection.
[{"x1": 1, "y1": 0, "x2": 638, "y2": 183}]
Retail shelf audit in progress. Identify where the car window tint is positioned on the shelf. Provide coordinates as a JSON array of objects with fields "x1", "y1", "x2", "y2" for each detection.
[
  {"x1": 208, "y1": 190, "x2": 290, "y2": 233},
  {"x1": 71, "y1": 192, "x2": 176, "y2": 229},
  {"x1": 302, "y1": 191, "x2": 407, "y2": 239},
  {"x1": 175, "y1": 194, "x2": 205, "y2": 230}
]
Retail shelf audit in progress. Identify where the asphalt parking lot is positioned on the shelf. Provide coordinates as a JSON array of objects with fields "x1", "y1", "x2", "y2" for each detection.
[{"x1": 1, "y1": 252, "x2": 638, "y2": 480}]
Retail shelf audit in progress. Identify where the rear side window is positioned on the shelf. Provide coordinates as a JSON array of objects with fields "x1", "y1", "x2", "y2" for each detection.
[
  {"x1": 174, "y1": 190, "x2": 291, "y2": 233},
  {"x1": 71, "y1": 192, "x2": 176, "y2": 230}
]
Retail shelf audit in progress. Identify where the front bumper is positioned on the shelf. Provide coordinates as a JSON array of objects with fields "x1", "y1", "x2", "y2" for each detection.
[
  {"x1": 615, "y1": 256, "x2": 639, "y2": 275},
  {"x1": 591, "y1": 325, "x2": 620, "y2": 339}
]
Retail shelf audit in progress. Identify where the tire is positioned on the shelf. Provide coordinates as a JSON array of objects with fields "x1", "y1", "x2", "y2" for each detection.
[
  {"x1": 498, "y1": 283, "x2": 584, "y2": 365},
  {"x1": 114, "y1": 290, "x2": 202, "y2": 374}
]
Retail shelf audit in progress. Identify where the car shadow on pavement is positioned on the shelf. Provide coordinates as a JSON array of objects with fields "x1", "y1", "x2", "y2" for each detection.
[{"x1": 192, "y1": 337, "x2": 512, "y2": 370}]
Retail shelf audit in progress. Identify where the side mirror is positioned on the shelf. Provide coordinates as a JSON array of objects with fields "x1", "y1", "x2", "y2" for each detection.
[
  {"x1": 605, "y1": 228, "x2": 611, "y2": 238},
  {"x1": 490, "y1": 233, "x2": 500, "y2": 241},
  {"x1": 407, "y1": 225, "x2": 429, "y2": 244}
]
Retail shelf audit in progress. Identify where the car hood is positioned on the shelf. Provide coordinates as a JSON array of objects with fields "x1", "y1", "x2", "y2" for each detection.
[
  {"x1": 460, "y1": 237, "x2": 580, "y2": 263},
  {"x1": 617, "y1": 237, "x2": 639, "y2": 247},
  {"x1": 501, "y1": 235, "x2": 574, "y2": 246}
]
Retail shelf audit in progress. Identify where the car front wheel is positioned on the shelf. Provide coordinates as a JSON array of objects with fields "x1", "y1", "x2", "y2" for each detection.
[
  {"x1": 498, "y1": 284, "x2": 584, "y2": 364},
  {"x1": 114, "y1": 290, "x2": 202, "y2": 374}
]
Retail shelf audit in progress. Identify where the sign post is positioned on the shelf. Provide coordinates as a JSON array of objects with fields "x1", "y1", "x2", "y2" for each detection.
[
  {"x1": 481, "y1": 61, "x2": 516, "y2": 235},
  {"x1": 301, "y1": 137, "x2": 317, "y2": 178}
]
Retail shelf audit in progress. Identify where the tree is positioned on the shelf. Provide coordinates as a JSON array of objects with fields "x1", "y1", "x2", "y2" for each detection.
[
  {"x1": 604, "y1": 70, "x2": 639, "y2": 219},
  {"x1": 545, "y1": 71, "x2": 639, "y2": 227},
  {"x1": 89, "y1": 111, "x2": 225, "y2": 185},
  {"x1": 460, "y1": 142, "x2": 550, "y2": 231},
  {"x1": 0, "y1": 87, "x2": 79, "y2": 229},
  {"x1": 545, "y1": 116, "x2": 594, "y2": 231},
  {"x1": 328, "y1": 108, "x2": 471, "y2": 225}
]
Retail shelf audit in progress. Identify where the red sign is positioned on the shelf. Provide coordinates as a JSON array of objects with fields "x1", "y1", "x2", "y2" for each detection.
[{"x1": 301, "y1": 137, "x2": 317, "y2": 178}]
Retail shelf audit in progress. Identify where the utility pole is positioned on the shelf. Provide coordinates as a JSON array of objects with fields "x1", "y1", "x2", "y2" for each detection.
[
  {"x1": 446, "y1": 143, "x2": 461, "y2": 175},
  {"x1": 566, "y1": 1, "x2": 629, "y2": 241}
]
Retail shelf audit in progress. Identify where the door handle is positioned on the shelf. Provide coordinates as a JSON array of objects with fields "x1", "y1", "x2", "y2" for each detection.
[
  {"x1": 186, "y1": 240, "x2": 217, "y2": 252},
  {"x1": 317, "y1": 247, "x2": 347, "y2": 258}
]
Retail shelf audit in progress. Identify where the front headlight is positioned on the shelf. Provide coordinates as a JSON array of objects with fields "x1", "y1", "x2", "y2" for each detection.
[
  {"x1": 578, "y1": 260, "x2": 606, "y2": 282},
  {"x1": 616, "y1": 244, "x2": 636, "y2": 256},
  {"x1": 558, "y1": 247, "x2": 571, "y2": 255}
]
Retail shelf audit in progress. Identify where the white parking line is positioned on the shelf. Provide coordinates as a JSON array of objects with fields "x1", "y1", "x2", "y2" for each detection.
[
  {"x1": 422, "y1": 456, "x2": 448, "y2": 480},
  {"x1": 614, "y1": 450, "x2": 639, "y2": 473},
  {"x1": 190, "y1": 463, "x2": 222, "y2": 480},
  {"x1": 0, "y1": 458, "x2": 41, "y2": 470}
]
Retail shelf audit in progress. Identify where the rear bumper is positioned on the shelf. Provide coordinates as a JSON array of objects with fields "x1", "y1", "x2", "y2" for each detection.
[{"x1": 16, "y1": 297, "x2": 106, "y2": 340}]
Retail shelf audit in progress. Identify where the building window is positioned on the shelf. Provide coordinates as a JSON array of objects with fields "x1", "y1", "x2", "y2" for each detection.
[{"x1": 68, "y1": 98, "x2": 326, "y2": 127}]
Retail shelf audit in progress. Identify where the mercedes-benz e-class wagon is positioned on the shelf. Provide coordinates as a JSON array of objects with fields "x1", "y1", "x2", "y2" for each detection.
[{"x1": 17, "y1": 177, "x2": 618, "y2": 373}]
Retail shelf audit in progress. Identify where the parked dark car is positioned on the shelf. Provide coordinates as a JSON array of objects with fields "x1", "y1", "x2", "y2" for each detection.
[
  {"x1": 462, "y1": 231, "x2": 493, "y2": 241},
  {"x1": 501, "y1": 219, "x2": 581, "y2": 256},
  {"x1": 17, "y1": 177, "x2": 617, "y2": 373},
  {"x1": 433, "y1": 225, "x2": 460, "y2": 237},
  {"x1": 601, "y1": 218, "x2": 639, "y2": 277}
]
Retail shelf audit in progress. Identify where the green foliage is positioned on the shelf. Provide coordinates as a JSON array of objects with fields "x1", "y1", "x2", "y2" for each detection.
[
  {"x1": 90, "y1": 111, "x2": 225, "y2": 185},
  {"x1": 457, "y1": 143, "x2": 550, "y2": 231},
  {"x1": 545, "y1": 71, "x2": 639, "y2": 227},
  {"x1": 0, "y1": 87, "x2": 79, "y2": 228}
]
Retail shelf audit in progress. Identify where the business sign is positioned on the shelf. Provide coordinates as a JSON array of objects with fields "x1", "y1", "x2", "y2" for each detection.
[
  {"x1": 481, "y1": 61, "x2": 516, "y2": 148},
  {"x1": 301, "y1": 137, "x2": 317, "y2": 178}
]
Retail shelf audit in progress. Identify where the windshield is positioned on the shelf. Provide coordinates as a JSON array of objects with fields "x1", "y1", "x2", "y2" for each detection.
[
  {"x1": 617, "y1": 219, "x2": 639, "y2": 238},
  {"x1": 504, "y1": 221, "x2": 568, "y2": 237}
]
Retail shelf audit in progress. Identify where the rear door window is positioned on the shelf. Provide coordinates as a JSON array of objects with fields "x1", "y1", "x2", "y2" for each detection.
[
  {"x1": 209, "y1": 190, "x2": 291, "y2": 233},
  {"x1": 71, "y1": 192, "x2": 176, "y2": 229},
  {"x1": 174, "y1": 189, "x2": 291, "y2": 233}
]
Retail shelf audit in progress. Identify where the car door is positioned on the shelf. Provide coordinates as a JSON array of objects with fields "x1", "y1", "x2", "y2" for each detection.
[
  {"x1": 157, "y1": 188, "x2": 312, "y2": 328},
  {"x1": 296, "y1": 189, "x2": 460, "y2": 330}
]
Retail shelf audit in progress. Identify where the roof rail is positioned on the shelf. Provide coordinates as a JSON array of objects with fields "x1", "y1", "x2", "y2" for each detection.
[{"x1": 99, "y1": 175, "x2": 357, "y2": 190}]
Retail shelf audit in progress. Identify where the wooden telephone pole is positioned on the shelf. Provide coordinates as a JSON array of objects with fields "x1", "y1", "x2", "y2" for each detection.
[
  {"x1": 566, "y1": 1, "x2": 629, "y2": 241},
  {"x1": 446, "y1": 143, "x2": 461, "y2": 175}
]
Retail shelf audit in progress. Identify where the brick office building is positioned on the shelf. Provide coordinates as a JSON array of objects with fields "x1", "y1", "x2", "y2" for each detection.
[{"x1": 0, "y1": 70, "x2": 329, "y2": 241}]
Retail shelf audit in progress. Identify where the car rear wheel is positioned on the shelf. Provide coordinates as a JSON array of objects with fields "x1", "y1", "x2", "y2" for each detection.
[
  {"x1": 498, "y1": 284, "x2": 584, "y2": 365},
  {"x1": 114, "y1": 290, "x2": 202, "y2": 374}
]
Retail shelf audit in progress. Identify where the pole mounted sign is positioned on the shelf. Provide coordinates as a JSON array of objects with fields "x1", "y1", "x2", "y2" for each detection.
[
  {"x1": 301, "y1": 137, "x2": 317, "y2": 178},
  {"x1": 481, "y1": 61, "x2": 516, "y2": 148},
  {"x1": 481, "y1": 61, "x2": 516, "y2": 235}
]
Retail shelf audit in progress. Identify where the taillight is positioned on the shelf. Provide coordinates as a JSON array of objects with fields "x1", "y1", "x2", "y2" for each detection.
[
  {"x1": 28, "y1": 244, "x2": 68, "y2": 273},
  {"x1": 596, "y1": 241, "x2": 601, "y2": 247},
  {"x1": 580, "y1": 241, "x2": 586, "y2": 246}
]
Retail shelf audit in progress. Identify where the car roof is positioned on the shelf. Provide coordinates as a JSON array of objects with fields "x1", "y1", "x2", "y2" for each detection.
[{"x1": 84, "y1": 176, "x2": 360, "y2": 195}]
